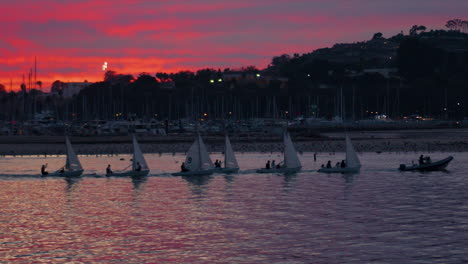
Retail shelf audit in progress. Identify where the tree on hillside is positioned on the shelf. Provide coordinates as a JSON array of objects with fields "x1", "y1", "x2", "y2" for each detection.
[
  {"x1": 271, "y1": 54, "x2": 291, "y2": 67},
  {"x1": 0, "y1": 83, "x2": 5, "y2": 93},
  {"x1": 51, "y1": 80, "x2": 64, "y2": 95},
  {"x1": 463, "y1": 21, "x2": 468, "y2": 33},
  {"x1": 446, "y1": 19, "x2": 467, "y2": 32},
  {"x1": 156, "y1": 72, "x2": 170, "y2": 82},
  {"x1": 409, "y1": 25, "x2": 426, "y2": 36},
  {"x1": 372, "y1": 32, "x2": 383, "y2": 40}
]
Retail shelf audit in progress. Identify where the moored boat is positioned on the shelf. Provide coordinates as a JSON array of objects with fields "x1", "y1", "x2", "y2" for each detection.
[{"x1": 399, "y1": 156, "x2": 453, "y2": 171}]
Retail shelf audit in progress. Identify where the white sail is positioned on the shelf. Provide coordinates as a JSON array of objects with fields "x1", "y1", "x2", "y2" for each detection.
[
  {"x1": 132, "y1": 135, "x2": 149, "y2": 171},
  {"x1": 345, "y1": 135, "x2": 361, "y2": 168},
  {"x1": 185, "y1": 136, "x2": 201, "y2": 171},
  {"x1": 283, "y1": 131, "x2": 301, "y2": 169},
  {"x1": 198, "y1": 134, "x2": 214, "y2": 170},
  {"x1": 224, "y1": 135, "x2": 239, "y2": 169},
  {"x1": 65, "y1": 137, "x2": 83, "y2": 171}
]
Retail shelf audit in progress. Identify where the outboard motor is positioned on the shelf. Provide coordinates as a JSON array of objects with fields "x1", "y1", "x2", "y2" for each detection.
[{"x1": 399, "y1": 164, "x2": 406, "y2": 170}]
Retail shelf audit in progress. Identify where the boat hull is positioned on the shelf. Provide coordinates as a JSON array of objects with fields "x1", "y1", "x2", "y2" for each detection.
[
  {"x1": 256, "y1": 167, "x2": 301, "y2": 174},
  {"x1": 46, "y1": 170, "x2": 84, "y2": 177},
  {"x1": 399, "y1": 156, "x2": 453, "y2": 171},
  {"x1": 215, "y1": 167, "x2": 239, "y2": 174},
  {"x1": 172, "y1": 169, "x2": 214, "y2": 176},
  {"x1": 318, "y1": 167, "x2": 360, "y2": 174},
  {"x1": 106, "y1": 170, "x2": 150, "y2": 177}
]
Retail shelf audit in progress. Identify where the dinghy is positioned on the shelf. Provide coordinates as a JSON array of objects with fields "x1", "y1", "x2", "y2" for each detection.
[
  {"x1": 106, "y1": 135, "x2": 150, "y2": 177},
  {"x1": 172, "y1": 134, "x2": 214, "y2": 176},
  {"x1": 318, "y1": 135, "x2": 361, "y2": 173},
  {"x1": 45, "y1": 137, "x2": 84, "y2": 177},
  {"x1": 256, "y1": 131, "x2": 302, "y2": 174},
  {"x1": 398, "y1": 156, "x2": 453, "y2": 171},
  {"x1": 215, "y1": 135, "x2": 239, "y2": 173}
]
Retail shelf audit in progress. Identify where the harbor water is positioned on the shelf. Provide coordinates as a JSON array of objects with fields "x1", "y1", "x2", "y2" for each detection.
[{"x1": 1, "y1": 152, "x2": 467, "y2": 263}]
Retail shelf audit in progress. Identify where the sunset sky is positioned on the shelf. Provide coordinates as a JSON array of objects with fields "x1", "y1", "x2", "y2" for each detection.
[{"x1": 1, "y1": 0, "x2": 466, "y2": 90}]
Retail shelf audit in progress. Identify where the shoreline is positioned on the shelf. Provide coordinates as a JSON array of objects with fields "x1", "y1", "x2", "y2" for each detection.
[
  {"x1": 0, "y1": 140, "x2": 466, "y2": 156},
  {"x1": 0, "y1": 128, "x2": 466, "y2": 155}
]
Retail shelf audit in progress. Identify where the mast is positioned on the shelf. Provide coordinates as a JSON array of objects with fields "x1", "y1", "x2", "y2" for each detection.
[{"x1": 197, "y1": 134, "x2": 202, "y2": 170}]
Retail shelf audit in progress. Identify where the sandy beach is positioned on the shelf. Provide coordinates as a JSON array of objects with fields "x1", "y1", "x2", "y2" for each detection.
[{"x1": 0, "y1": 128, "x2": 466, "y2": 156}]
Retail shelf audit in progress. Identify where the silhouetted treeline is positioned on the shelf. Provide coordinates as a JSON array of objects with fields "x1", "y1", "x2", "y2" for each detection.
[{"x1": 1, "y1": 28, "x2": 467, "y2": 122}]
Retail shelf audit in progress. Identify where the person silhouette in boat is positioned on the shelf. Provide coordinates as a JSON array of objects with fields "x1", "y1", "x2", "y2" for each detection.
[
  {"x1": 419, "y1": 155, "x2": 425, "y2": 165},
  {"x1": 276, "y1": 162, "x2": 282, "y2": 169},
  {"x1": 181, "y1": 162, "x2": 189, "y2": 172},
  {"x1": 106, "y1": 164, "x2": 113, "y2": 175},
  {"x1": 135, "y1": 162, "x2": 142, "y2": 171},
  {"x1": 326, "y1": 160, "x2": 332, "y2": 168},
  {"x1": 265, "y1": 160, "x2": 271, "y2": 169},
  {"x1": 41, "y1": 163, "x2": 48, "y2": 176},
  {"x1": 340, "y1": 160, "x2": 346, "y2": 168},
  {"x1": 59, "y1": 167, "x2": 65, "y2": 173},
  {"x1": 425, "y1": 156, "x2": 432, "y2": 164},
  {"x1": 271, "y1": 160, "x2": 276, "y2": 168}
]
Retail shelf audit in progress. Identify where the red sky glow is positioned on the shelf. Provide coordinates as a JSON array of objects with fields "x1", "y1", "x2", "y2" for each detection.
[{"x1": 0, "y1": 0, "x2": 466, "y2": 90}]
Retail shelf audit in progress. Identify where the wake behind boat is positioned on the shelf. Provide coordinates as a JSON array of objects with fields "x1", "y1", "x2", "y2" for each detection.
[
  {"x1": 318, "y1": 135, "x2": 361, "y2": 174},
  {"x1": 256, "y1": 131, "x2": 301, "y2": 174},
  {"x1": 215, "y1": 135, "x2": 240, "y2": 174},
  {"x1": 41, "y1": 137, "x2": 84, "y2": 177},
  {"x1": 106, "y1": 135, "x2": 150, "y2": 177},
  {"x1": 399, "y1": 156, "x2": 453, "y2": 171},
  {"x1": 172, "y1": 134, "x2": 214, "y2": 176}
]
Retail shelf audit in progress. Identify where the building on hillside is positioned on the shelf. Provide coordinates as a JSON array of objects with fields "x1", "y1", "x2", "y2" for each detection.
[
  {"x1": 50, "y1": 82, "x2": 90, "y2": 97},
  {"x1": 222, "y1": 72, "x2": 289, "y2": 89},
  {"x1": 62, "y1": 82, "x2": 90, "y2": 97}
]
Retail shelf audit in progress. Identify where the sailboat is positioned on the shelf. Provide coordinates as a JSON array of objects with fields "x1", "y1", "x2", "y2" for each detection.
[
  {"x1": 318, "y1": 135, "x2": 361, "y2": 173},
  {"x1": 215, "y1": 135, "x2": 239, "y2": 173},
  {"x1": 46, "y1": 137, "x2": 84, "y2": 177},
  {"x1": 256, "y1": 131, "x2": 302, "y2": 173},
  {"x1": 106, "y1": 135, "x2": 150, "y2": 177},
  {"x1": 172, "y1": 134, "x2": 214, "y2": 176}
]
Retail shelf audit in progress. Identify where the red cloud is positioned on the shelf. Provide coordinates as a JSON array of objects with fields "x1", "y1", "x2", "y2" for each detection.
[{"x1": 0, "y1": 0, "x2": 463, "y2": 90}]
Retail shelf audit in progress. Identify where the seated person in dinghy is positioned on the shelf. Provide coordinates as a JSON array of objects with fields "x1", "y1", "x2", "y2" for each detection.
[
  {"x1": 41, "y1": 164, "x2": 48, "y2": 176},
  {"x1": 181, "y1": 162, "x2": 189, "y2": 172},
  {"x1": 135, "y1": 162, "x2": 142, "y2": 171},
  {"x1": 106, "y1": 164, "x2": 113, "y2": 175}
]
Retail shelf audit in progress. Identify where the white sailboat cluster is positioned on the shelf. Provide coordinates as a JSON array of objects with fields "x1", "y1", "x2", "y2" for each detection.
[{"x1": 37, "y1": 132, "x2": 363, "y2": 178}]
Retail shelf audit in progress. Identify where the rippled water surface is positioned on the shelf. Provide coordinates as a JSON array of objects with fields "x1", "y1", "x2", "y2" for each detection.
[{"x1": 1, "y1": 152, "x2": 467, "y2": 263}]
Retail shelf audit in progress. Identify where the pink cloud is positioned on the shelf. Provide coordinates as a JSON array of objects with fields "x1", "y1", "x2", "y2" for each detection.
[{"x1": 1, "y1": 0, "x2": 466, "y2": 90}]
